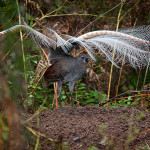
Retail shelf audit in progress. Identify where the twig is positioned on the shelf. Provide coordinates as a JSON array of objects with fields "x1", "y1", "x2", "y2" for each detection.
[
  {"x1": 26, "y1": 126, "x2": 57, "y2": 142},
  {"x1": 35, "y1": 135, "x2": 40, "y2": 150},
  {"x1": 99, "y1": 90, "x2": 150, "y2": 106},
  {"x1": 40, "y1": 13, "x2": 97, "y2": 18}
]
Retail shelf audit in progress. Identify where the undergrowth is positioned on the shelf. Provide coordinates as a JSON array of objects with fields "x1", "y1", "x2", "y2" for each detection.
[{"x1": 0, "y1": 0, "x2": 150, "y2": 149}]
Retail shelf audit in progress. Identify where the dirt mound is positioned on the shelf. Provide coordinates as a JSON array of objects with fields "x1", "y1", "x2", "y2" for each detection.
[{"x1": 31, "y1": 106, "x2": 150, "y2": 150}]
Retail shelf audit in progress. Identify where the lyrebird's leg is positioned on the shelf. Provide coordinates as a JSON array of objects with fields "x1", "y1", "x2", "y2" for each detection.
[
  {"x1": 57, "y1": 81, "x2": 63, "y2": 109},
  {"x1": 69, "y1": 82, "x2": 76, "y2": 111},
  {"x1": 51, "y1": 89, "x2": 57, "y2": 109}
]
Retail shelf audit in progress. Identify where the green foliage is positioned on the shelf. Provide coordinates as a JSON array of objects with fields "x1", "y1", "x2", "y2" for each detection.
[
  {"x1": 27, "y1": 70, "x2": 54, "y2": 110},
  {"x1": 87, "y1": 146, "x2": 99, "y2": 150},
  {"x1": 54, "y1": 0, "x2": 63, "y2": 8},
  {"x1": 147, "y1": 11, "x2": 150, "y2": 24},
  {"x1": 0, "y1": 0, "x2": 24, "y2": 27},
  {"x1": 136, "y1": 111, "x2": 145, "y2": 120},
  {"x1": 136, "y1": 145, "x2": 150, "y2": 150},
  {"x1": 134, "y1": 127, "x2": 139, "y2": 134},
  {"x1": 0, "y1": 0, "x2": 17, "y2": 13},
  {"x1": 77, "y1": 82, "x2": 107, "y2": 106},
  {"x1": 26, "y1": 13, "x2": 35, "y2": 26},
  {"x1": 0, "y1": 115, "x2": 9, "y2": 141},
  {"x1": 116, "y1": 96, "x2": 133, "y2": 107},
  {"x1": 126, "y1": 133, "x2": 134, "y2": 144},
  {"x1": 99, "y1": 124, "x2": 107, "y2": 134},
  {"x1": 56, "y1": 81, "x2": 107, "y2": 106},
  {"x1": 62, "y1": 142, "x2": 69, "y2": 150},
  {"x1": 122, "y1": 69, "x2": 150, "y2": 92}
]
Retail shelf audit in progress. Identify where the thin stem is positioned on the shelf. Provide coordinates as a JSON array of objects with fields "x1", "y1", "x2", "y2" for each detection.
[
  {"x1": 31, "y1": 0, "x2": 68, "y2": 27},
  {"x1": 107, "y1": 0, "x2": 125, "y2": 105},
  {"x1": 119, "y1": 0, "x2": 141, "y2": 22},
  {"x1": 115, "y1": 19, "x2": 137, "y2": 97},
  {"x1": 16, "y1": 0, "x2": 27, "y2": 88},
  {"x1": 40, "y1": 0, "x2": 68, "y2": 20},
  {"x1": 115, "y1": 59, "x2": 124, "y2": 97},
  {"x1": 142, "y1": 56, "x2": 150, "y2": 89},
  {"x1": 76, "y1": 0, "x2": 125, "y2": 37},
  {"x1": 25, "y1": 0, "x2": 27, "y2": 22},
  {"x1": 54, "y1": 83, "x2": 58, "y2": 108},
  {"x1": 40, "y1": 13, "x2": 97, "y2": 18}
]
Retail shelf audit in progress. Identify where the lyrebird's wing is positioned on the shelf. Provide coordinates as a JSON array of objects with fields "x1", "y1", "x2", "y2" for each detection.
[
  {"x1": 66, "y1": 26, "x2": 150, "y2": 68},
  {"x1": 44, "y1": 55, "x2": 76, "y2": 82}
]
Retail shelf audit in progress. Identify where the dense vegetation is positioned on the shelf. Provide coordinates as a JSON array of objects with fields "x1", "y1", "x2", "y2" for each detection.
[{"x1": 0, "y1": 0, "x2": 150, "y2": 149}]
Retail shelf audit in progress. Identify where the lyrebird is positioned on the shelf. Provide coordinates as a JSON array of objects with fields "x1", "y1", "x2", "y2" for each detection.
[{"x1": 0, "y1": 22, "x2": 150, "y2": 110}]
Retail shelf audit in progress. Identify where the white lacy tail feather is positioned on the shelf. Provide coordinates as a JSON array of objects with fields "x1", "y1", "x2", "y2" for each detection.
[
  {"x1": 66, "y1": 26, "x2": 150, "y2": 68},
  {"x1": 0, "y1": 23, "x2": 150, "y2": 68},
  {"x1": 0, "y1": 24, "x2": 57, "y2": 49},
  {"x1": 44, "y1": 27, "x2": 73, "y2": 53}
]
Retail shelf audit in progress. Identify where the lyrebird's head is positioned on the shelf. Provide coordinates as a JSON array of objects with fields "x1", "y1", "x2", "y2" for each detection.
[{"x1": 77, "y1": 54, "x2": 89, "y2": 64}]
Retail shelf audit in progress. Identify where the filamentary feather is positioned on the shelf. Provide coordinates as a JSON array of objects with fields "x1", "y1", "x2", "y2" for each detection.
[{"x1": 0, "y1": 22, "x2": 150, "y2": 68}]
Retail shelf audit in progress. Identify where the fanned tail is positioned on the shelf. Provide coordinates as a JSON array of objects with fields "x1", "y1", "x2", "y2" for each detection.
[
  {"x1": 0, "y1": 24, "x2": 57, "y2": 49},
  {"x1": 1, "y1": 23, "x2": 150, "y2": 68},
  {"x1": 66, "y1": 26, "x2": 150, "y2": 68}
]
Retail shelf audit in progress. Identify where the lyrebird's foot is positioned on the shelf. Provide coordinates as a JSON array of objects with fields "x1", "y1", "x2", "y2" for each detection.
[
  {"x1": 58, "y1": 106, "x2": 66, "y2": 112},
  {"x1": 71, "y1": 107, "x2": 80, "y2": 115},
  {"x1": 51, "y1": 106, "x2": 54, "y2": 110},
  {"x1": 51, "y1": 106, "x2": 65, "y2": 112}
]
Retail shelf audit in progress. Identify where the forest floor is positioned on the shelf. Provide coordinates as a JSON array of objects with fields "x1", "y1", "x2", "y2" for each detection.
[{"x1": 30, "y1": 105, "x2": 150, "y2": 150}]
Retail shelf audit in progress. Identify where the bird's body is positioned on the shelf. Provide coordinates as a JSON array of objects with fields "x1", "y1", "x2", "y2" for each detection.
[
  {"x1": 44, "y1": 48, "x2": 89, "y2": 110},
  {"x1": 45, "y1": 56, "x2": 86, "y2": 82}
]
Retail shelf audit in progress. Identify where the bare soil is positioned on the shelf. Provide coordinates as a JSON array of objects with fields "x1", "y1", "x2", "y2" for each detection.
[{"x1": 31, "y1": 106, "x2": 150, "y2": 150}]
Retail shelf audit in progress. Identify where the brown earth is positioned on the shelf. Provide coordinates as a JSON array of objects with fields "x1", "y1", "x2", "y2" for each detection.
[{"x1": 31, "y1": 106, "x2": 150, "y2": 150}]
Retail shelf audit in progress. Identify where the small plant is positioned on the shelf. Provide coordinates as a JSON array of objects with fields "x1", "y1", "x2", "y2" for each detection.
[
  {"x1": 0, "y1": 115, "x2": 9, "y2": 142},
  {"x1": 136, "y1": 111, "x2": 145, "y2": 120},
  {"x1": 87, "y1": 146, "x2": 99, "y2": 150}
]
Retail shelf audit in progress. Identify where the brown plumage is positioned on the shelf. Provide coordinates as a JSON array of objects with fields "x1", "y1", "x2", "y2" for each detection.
[{"x1": 44, "y1": 47, "x2": 89, "y2": 110}]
